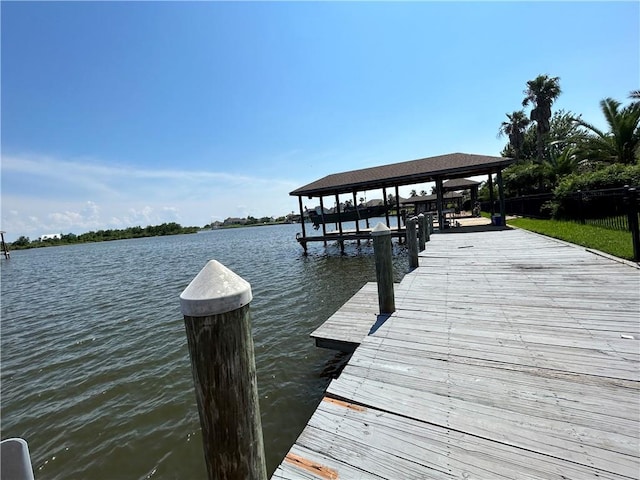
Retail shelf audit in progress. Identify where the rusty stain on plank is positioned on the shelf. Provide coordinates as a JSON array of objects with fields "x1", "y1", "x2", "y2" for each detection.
[
  {"x1": 284, "y1": 452, "x2": 339, "y2": 479},
  {"x1": 322, "y1": 396, "x2": 366, "y2": 412}
]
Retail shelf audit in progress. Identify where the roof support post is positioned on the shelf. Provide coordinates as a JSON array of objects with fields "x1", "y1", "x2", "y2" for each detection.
[
  {"x1": 335, "y1": 193, "x2": 344, "y2": 254},
  {"x1": 297, "y1": 196, "x2": 307, "y2": 254},
  {"x1": 352, "y1": 191, "x2": 361, "y2": 245},
  {"x1": 395, "y1": 185, "x2": 401, "y2": 235},
  {"x1": 497, "y1": 169, "x2": 506, "y2": 226},
  {"x1": 488, "y1": 173, "x2": 495, "y2": 215},
  {"x1": 382, "y1": 187, "x2": 390, "y2": 228},
  {"x1": 319, "y1": 196, "x2": 328, "y2": 246},
  {"x1": 298, "y1": 196, "x2": 306, "y2": 239},
  {"x1": 435, "y1": 177, "x2": 444, "y2": 230},
  {"x1": 470, "y1": 185, "x2": 479, "y2": 212}
]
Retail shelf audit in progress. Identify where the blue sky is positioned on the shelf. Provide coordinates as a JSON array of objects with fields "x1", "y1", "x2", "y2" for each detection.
[{"x1": 2, "y1": 1, "x2": 638, "y2": 241}]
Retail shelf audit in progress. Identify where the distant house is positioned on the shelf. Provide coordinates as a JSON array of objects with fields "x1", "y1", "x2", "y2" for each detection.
[
  {"x1": 39, "y1": 233, "x2": 62, "y2": 241},
  {"x1": 223, "y1": 217, "x2": 247, "y2": 226}
]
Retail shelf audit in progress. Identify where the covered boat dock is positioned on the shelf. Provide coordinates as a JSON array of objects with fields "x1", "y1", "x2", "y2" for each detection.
[{"x1": 290, "y1": 152, "x2": 515, "y2": 253}]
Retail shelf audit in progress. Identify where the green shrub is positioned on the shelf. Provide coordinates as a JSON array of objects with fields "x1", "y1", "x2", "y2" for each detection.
[
  {"x1": 554, "y1": 163, "x2": 640, "y2": 197},
  {"x1": 548, "y1": 164, "x2": 640, "y2": 219}
]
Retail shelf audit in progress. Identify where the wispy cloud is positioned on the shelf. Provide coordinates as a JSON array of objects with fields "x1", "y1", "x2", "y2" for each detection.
[{"x1": 1, "y1": 153, "x2": 300, "y2": 241}]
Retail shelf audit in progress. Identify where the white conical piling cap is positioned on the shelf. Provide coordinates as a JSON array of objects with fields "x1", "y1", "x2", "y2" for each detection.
[
  {"x1": 180, "y1": 260, "x2": 252, "y2": 317},
  {"x1": 370, "y1": 222, "x2": 390, "y2": 237}
]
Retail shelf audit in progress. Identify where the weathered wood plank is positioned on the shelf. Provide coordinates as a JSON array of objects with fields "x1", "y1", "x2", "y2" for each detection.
[
  {"x1": 310, "y1": 282, "x2": 380, "y2": 347},
  {"x1": 327, "y1": 374, "x2": 639, "y2": 478},
  {"x1": 273, "y1": 228, "x2": 640, "y2": 479},
  {"x1": 304, "y1": 397, "x2": 627, "y2": 480}
]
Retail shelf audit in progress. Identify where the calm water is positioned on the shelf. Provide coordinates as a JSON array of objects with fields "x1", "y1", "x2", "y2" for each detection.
[{"x1": 1, "y1": 223, "x2": 408, "y2": 479}]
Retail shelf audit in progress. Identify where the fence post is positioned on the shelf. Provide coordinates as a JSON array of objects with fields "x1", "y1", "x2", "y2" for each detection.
[
  {"x1": 625, "y1": 187, "x2": 640, "y2": 261},
  {"x1": 578, "y1": 190, "x2": 585, "y2": 224},
  {"x1": 180, "y1": 260, "x2": 267, "y2": 480},
  {"x1": 427, "y1": 213, "x2": 434, "y2": 235},
  {"x1": 406, "y1": 216, "x2": 419, "y2": 269},
  {"x1": 371, "y1": 223, "x2": 395, "y2": 314},
  {"x1": 417, "y1": 213, "x2": 426, "y2": 251}
]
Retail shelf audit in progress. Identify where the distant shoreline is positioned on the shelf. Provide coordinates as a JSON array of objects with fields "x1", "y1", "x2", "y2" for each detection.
[
  {"x1": 208, "y1": 220, "x2": 293, "y2": 230},
  {"x1": 8, "y1": 223, "x2": 199, "y2": 250}
]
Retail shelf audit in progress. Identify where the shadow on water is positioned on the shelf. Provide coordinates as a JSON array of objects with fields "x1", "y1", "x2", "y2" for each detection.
[{"x1": 319, "y1": 351, "x2": 353, "y2": 380}]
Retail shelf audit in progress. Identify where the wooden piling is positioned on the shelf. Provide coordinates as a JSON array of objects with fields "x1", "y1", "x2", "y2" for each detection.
[
  {"x1": 180, "y1": 260, "x2": 267, "y2": 480},
  {"x1": 417, "y1": 214, "x2": 426, "y2": 251},
  {"x1": 423, "y1": 214, "x2": 431, "y2": 243},
  {"x1": 371, "y1": 223, "x2": 395, "y2": 314},
  {"x1": 427, "y1": 213, "x2": 434, "y2": 235},
  {"x1": 406, "y1": 217, "x2": 418, "y2": 269},
  {"x1": 1, "y1": 232, "x2": 10, "y2": 259}
]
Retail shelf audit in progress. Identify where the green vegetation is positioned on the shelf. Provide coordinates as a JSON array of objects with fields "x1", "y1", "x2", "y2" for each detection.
[
  {"x1": 508, "y1": 217, "x2": 634, "y2": 260},
  {"x1": 9, "y1": 222, "x2": 199, "y2": 250},
  {"x1": 522, "y1": 74, "x2": 562, "y2": 161},
  {"x1": 494, "y1": 74, "x2": 639, "y2": 223}
]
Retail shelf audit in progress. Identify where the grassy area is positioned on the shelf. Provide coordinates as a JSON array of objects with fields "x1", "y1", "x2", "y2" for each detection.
[{"x1": 507, "y1": 217, "x2": 635, "y2": 261}]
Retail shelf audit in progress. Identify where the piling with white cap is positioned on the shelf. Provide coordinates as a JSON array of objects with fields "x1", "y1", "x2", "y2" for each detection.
[
  {"x1": 0, "y1": 438, "x2": 35, "y2": 480},
  {"x1": 180, "y1": 260, "x2": 266, "y2": 480}
]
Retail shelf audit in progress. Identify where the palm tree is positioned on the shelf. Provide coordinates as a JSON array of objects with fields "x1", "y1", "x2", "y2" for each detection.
[
  {"x1": 498, "y1": 110, "x2": 530, "y2": 160},
  {"x1": 543, "y1": 145, "x2": 579, "y2": 186},
  {"x1": 523, "y1": 75, "x2": 562, "y2": 161},
  {"x1": 574, "y1": 97, "x2": 640, "y2": 165},
  {"x1": 409, "y1": 189, "x2": 417, "y2": 197}
]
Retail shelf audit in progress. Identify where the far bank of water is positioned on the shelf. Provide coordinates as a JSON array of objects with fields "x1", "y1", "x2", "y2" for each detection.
[{"x1": 1, "y1": 223, "x2": 408, "y2": 478}]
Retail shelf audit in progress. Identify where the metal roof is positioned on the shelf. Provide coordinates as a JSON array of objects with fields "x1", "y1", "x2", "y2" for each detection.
[{"x1": 290, "y1": 152, "x2": 513, "y2": 197}]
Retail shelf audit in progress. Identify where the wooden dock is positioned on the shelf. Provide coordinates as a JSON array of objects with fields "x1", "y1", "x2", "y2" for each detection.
[
  {"x1": 273, "y1": 228, "x2": 640, "y2": 479},
  {"x1": 310, "y1": 282, "x2": 381, "y2": 352}
]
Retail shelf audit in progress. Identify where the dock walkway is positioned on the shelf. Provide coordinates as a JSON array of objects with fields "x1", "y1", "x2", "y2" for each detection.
[
  {"x1": 273, "y1": 228, "x2": 640, "y2": 479},
  {"x1": 310, "y1": 282, "x2": 380, "y2": 352}
]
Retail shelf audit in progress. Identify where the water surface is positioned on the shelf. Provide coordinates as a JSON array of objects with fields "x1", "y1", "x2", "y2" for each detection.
[{"x1": 1, "y1": 224, "x2": 407, "y2": 478}]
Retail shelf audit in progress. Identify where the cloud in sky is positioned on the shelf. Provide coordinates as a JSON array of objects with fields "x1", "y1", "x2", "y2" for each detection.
[
  {"x1": 2, "y1": 2, "x2": 637, "y2": 243},
  {"x1": 1, "y1": 153, "x2": 300, "y2": 241}
]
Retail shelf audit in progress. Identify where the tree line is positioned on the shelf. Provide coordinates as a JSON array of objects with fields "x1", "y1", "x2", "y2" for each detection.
[
  {"x1": 488, "y1": 74, "x2": 639, "y2": 218},
  {"x1": 10, "y1": 222, "x2": 200, "y2": 249}
]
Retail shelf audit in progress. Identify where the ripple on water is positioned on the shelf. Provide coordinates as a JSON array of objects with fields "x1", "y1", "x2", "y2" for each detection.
[{"x1": 1, "y1": 226, "x2": 409, "y2": 478}]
